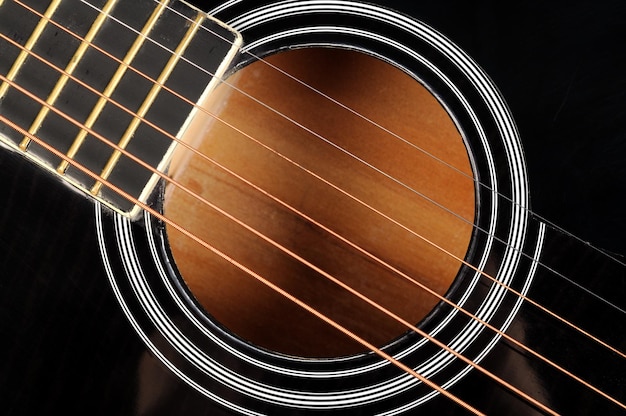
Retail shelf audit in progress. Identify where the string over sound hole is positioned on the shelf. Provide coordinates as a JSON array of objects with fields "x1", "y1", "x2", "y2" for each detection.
[{"x1": 165, "y1": 48, "x2": 475, "y2": 358}]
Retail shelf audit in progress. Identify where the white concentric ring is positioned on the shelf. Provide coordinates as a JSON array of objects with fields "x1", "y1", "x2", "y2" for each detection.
[{"x1": 95, "y1": 0, "x2": 544, "y2": 413}]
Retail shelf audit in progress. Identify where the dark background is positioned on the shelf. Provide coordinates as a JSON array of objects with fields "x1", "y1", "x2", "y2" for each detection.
[
  {"x1": 408, "y1": 1, "x2": 626, "y2": 258},
  {"x1": 411, "y1": 1, "x2": 626, "y2": 258}
]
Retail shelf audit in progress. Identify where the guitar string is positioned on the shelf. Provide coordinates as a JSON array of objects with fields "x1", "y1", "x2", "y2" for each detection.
[
  {"x1": 153, "y1": 0, "x2": 626, "y2": 268},
  {"x1": 0, "y1": 31, "x2": 622, "y2": 401},
  {"x1": 4, "y1": 0, "x2": 624, "y2": 406},
  {"x1": 1, "y1": 32, "x2": 622, "y2": 414},
  {"x1": 11, "y1": 0, "x2": 626, "y2": 361},
  {"x1": 2, "y1": 2, "x2": 620, "y2": 406},
  {"x1": 0, "y1": 111, "x2": 487, "y2": 416},
  {"x1": 69, "y1": 0, "x2": 626, "y2": 309},
  {"x1": 2, "y1": 7, "x2": 620, "y2": 416},
  {"x1": 0, "y1": 49, "x2": 624, "y2": 414}
]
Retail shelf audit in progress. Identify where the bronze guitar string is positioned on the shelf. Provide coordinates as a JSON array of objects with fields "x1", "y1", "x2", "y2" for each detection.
[
  {"x1": 2, "y1": 55, "x2": 624, "y2": 414},
  {"x1": 0, "y1": 38, "x2": 624, "y2": 411},
  {"x1": 0, "y1": 34, "x2": 604, "y2": 413},
  {"x1": 0, "y1": 33, "x2": 624, "y2": 416},
  {"x1": 0, "y1": 0, "x2": 620, "y2": 412},
  {"x1": 2, "y1": 0, "x2": 620, "y2": 410}
]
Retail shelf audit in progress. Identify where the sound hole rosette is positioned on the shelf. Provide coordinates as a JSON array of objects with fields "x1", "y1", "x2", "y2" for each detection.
[{"x1": 96, "y1": 1, "x2": 546, "y2": 413}]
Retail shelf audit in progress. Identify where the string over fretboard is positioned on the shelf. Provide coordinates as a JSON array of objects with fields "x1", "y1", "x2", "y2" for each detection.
[{"x1": 0, "y1": 0, "x2": 241, "y2": 217}]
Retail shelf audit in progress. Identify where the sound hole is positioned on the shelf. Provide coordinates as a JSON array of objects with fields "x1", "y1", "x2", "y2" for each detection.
[{"x1": 164, "y1": 48, "x2": 475, "y2": 358}]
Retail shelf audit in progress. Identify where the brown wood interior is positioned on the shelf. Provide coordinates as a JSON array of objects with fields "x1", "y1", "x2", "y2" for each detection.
[{"x1": 164, "y1": 48, "x2": 475, "y2": 358}]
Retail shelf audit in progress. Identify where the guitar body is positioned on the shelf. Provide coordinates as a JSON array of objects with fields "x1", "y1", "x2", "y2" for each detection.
[{"x1": 1, "y1": 0, "x2": 625, "y2": 414}]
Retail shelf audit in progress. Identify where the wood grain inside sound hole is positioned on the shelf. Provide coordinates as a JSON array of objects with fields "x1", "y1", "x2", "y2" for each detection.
[{"x1": 164, "y1": 48, "x2": 475, "y2": 358}]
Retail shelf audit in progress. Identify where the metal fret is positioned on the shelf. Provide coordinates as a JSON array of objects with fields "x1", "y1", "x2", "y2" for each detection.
[
  {"x1": 19, "y1": 0, "x2": 119, "y2": 151},
  {"x1": 0, "y1": 0, "x2": 62, "y2": 99},
  {"x1": 90, "y1": 11, "x2": 205, "y2": 196},
  {"x1": 0, "y1": 0, "x2": 242, "y2": 217},
  {"x1": 56, "y1": 0, "x2": 170, "y2": 174}
]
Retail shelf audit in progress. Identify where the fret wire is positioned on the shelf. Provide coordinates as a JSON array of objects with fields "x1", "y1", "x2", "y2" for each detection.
[
  {"x1": 19, "y1": 0, "x2": 119, "y2": 151},
  {"x1": 56, "y1": 0, "x2": 172, "y2": 175},
  {"x1": 0, "y1": 0, "x2": 62, "y2": 100},
  {"x1": 90, "y1": 11, "x2": 205, "y2": 195}
]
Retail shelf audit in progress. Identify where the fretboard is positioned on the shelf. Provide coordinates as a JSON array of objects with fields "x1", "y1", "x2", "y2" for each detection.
[{"x1": 0, "y1": 0, "x2": 241, "y2": 217}]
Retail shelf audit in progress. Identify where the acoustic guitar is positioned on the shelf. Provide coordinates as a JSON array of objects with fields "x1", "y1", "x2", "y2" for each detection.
[{"x1": 1, "y1": 0, "x2": 624, "y2": 414}]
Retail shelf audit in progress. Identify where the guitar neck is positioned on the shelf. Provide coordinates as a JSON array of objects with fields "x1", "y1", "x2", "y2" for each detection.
[{"x1": 0, "y1": 0, "x2": 240, "y2": 217}]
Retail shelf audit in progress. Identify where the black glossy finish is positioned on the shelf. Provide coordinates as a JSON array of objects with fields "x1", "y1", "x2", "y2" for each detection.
[{"x1": 1, "y1": 0, "x2": 625, "y2": 414}]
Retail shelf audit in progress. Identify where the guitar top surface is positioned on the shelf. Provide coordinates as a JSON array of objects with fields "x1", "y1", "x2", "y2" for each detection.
[{"x1": 0, "y1": 0, "x2": 625, "y2": 414}]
